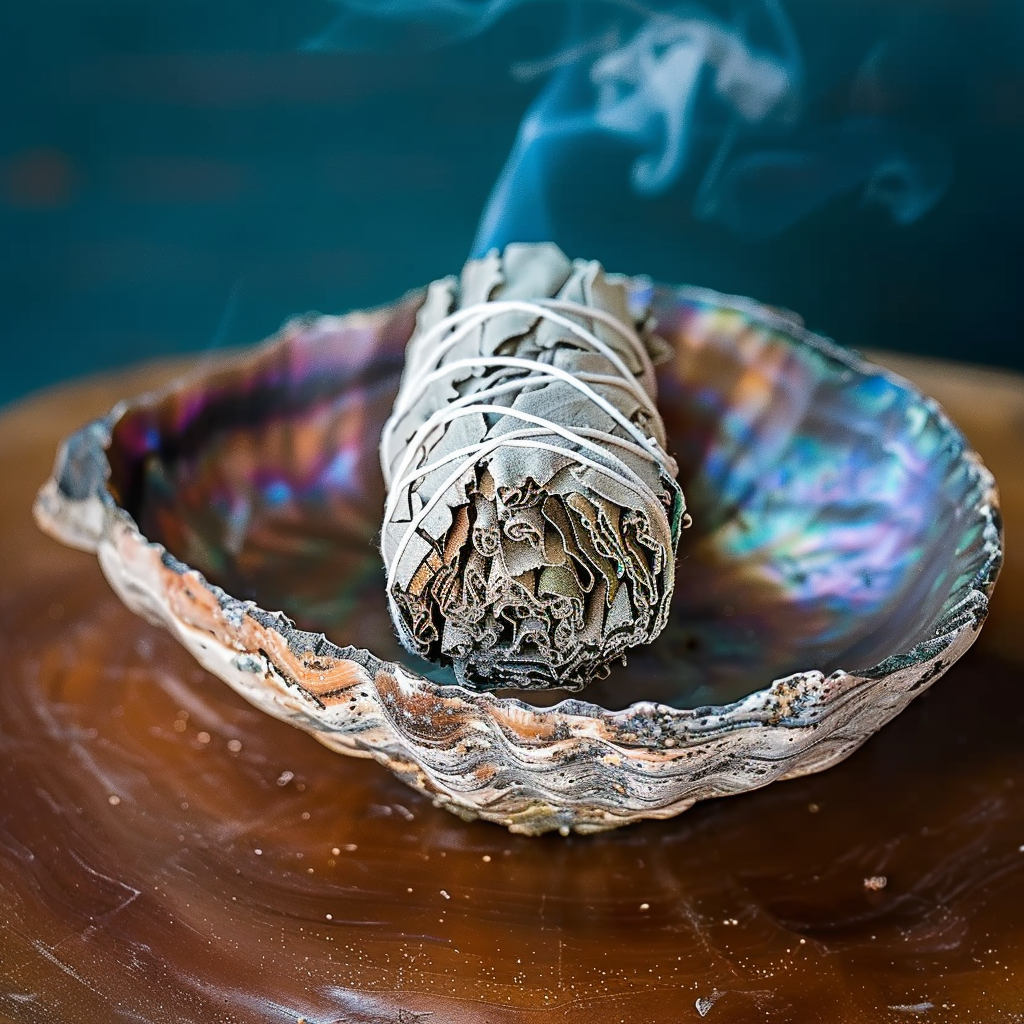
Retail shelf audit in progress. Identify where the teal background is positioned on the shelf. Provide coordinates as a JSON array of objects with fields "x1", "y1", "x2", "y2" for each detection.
[{"x1": 2, "y1": 0, "x2": 1022, "y2": 407}]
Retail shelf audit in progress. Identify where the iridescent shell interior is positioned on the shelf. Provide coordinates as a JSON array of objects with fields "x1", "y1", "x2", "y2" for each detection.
[{"x1": 103, "y1": 284, "x2": 994, "y2": 712}]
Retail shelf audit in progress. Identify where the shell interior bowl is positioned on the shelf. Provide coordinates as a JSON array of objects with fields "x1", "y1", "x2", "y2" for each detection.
[{"x1": 35, "y1": 283, "x2": 1002, "y2": 834}]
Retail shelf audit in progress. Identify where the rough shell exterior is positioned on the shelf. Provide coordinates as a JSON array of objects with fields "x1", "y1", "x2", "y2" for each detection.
[{"x1": 34, "y1": 286, "x2": 1002, "y2": 834}]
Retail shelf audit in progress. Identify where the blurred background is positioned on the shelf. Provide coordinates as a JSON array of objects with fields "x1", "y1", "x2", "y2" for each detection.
[{"x1": 2, "y1": 0, "x2": 1022, "y2": 408}]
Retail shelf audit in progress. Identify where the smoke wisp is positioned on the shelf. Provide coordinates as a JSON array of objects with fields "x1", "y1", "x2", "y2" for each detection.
[{"x1": 314, "y1": 0, "x2": 952, "y2": 255}]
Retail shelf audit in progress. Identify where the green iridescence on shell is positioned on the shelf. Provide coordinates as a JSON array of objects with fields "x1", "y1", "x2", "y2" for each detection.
[{"x1": 32, "y1": 271, "x2": 1000, "y2": 833}]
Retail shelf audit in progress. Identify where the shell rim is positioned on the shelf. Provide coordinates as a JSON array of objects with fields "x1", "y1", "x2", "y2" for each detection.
[{"x1": 35, "y1": 285, "x2": 1004, "y2": 733}]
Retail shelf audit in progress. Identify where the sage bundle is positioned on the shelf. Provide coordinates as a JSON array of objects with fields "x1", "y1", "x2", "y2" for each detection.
[{"x1": 379, "y1": 243, "x2": 686, "y2": 692}]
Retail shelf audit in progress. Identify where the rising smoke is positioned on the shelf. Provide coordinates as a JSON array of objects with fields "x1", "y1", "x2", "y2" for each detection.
[{"x1": 312, "y1": 0, "x2": 952, "y2": 254}]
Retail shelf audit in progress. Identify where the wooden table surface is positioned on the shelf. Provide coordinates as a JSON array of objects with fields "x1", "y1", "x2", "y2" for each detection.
[{"x1": 1, "y1": 354, "x2": 1023, "y2": 1023}]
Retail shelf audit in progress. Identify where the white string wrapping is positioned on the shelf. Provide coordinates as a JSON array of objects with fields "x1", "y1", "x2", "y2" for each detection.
[{"x1": 379, "y1": 246, "x2": 685, "y2": 691}]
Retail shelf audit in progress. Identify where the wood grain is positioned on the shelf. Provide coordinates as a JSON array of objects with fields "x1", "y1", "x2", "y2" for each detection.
[{"x1": 2, "y1": 354, "x2": 1024, "y2": 1021}]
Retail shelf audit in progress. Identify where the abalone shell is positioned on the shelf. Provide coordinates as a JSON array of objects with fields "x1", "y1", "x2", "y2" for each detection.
[{"x1": 34, "y1": 283, "x2": 1001, "y2": 834}]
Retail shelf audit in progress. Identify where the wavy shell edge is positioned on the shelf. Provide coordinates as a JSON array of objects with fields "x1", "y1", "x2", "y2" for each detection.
[{"x1": 33, "y1": 288, "x2": 1003, "y2": 835}]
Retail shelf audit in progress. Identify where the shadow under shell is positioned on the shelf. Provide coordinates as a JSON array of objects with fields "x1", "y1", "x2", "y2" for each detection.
[{"x1": 108, "y1": 286, "x2": 987, "y2": 710}]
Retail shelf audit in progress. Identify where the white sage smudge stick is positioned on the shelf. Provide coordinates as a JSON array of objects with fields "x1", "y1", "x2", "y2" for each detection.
[{"x1": 380, "y1": 243, "x2": 688, "y2": 691}]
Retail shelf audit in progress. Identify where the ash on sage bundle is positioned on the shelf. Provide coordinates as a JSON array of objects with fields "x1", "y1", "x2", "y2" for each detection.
[{"x1": 380, "y1": 243, "x2": 686, "y2": 691}]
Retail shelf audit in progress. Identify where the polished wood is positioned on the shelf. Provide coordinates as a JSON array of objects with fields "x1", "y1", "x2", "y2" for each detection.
[{"x1": 1, "y1": 355, "x2": 1022, "y2": 1023}]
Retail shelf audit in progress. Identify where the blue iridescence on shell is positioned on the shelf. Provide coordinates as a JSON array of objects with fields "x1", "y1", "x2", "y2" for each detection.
[{"x1": 106, "y1": 286, "x2": 992, "y2": 710}]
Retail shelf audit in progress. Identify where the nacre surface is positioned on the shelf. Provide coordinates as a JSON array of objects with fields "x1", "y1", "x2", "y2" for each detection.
[{"x1": 34, "y1": 283, "x2": 1001, "y2": 833}]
